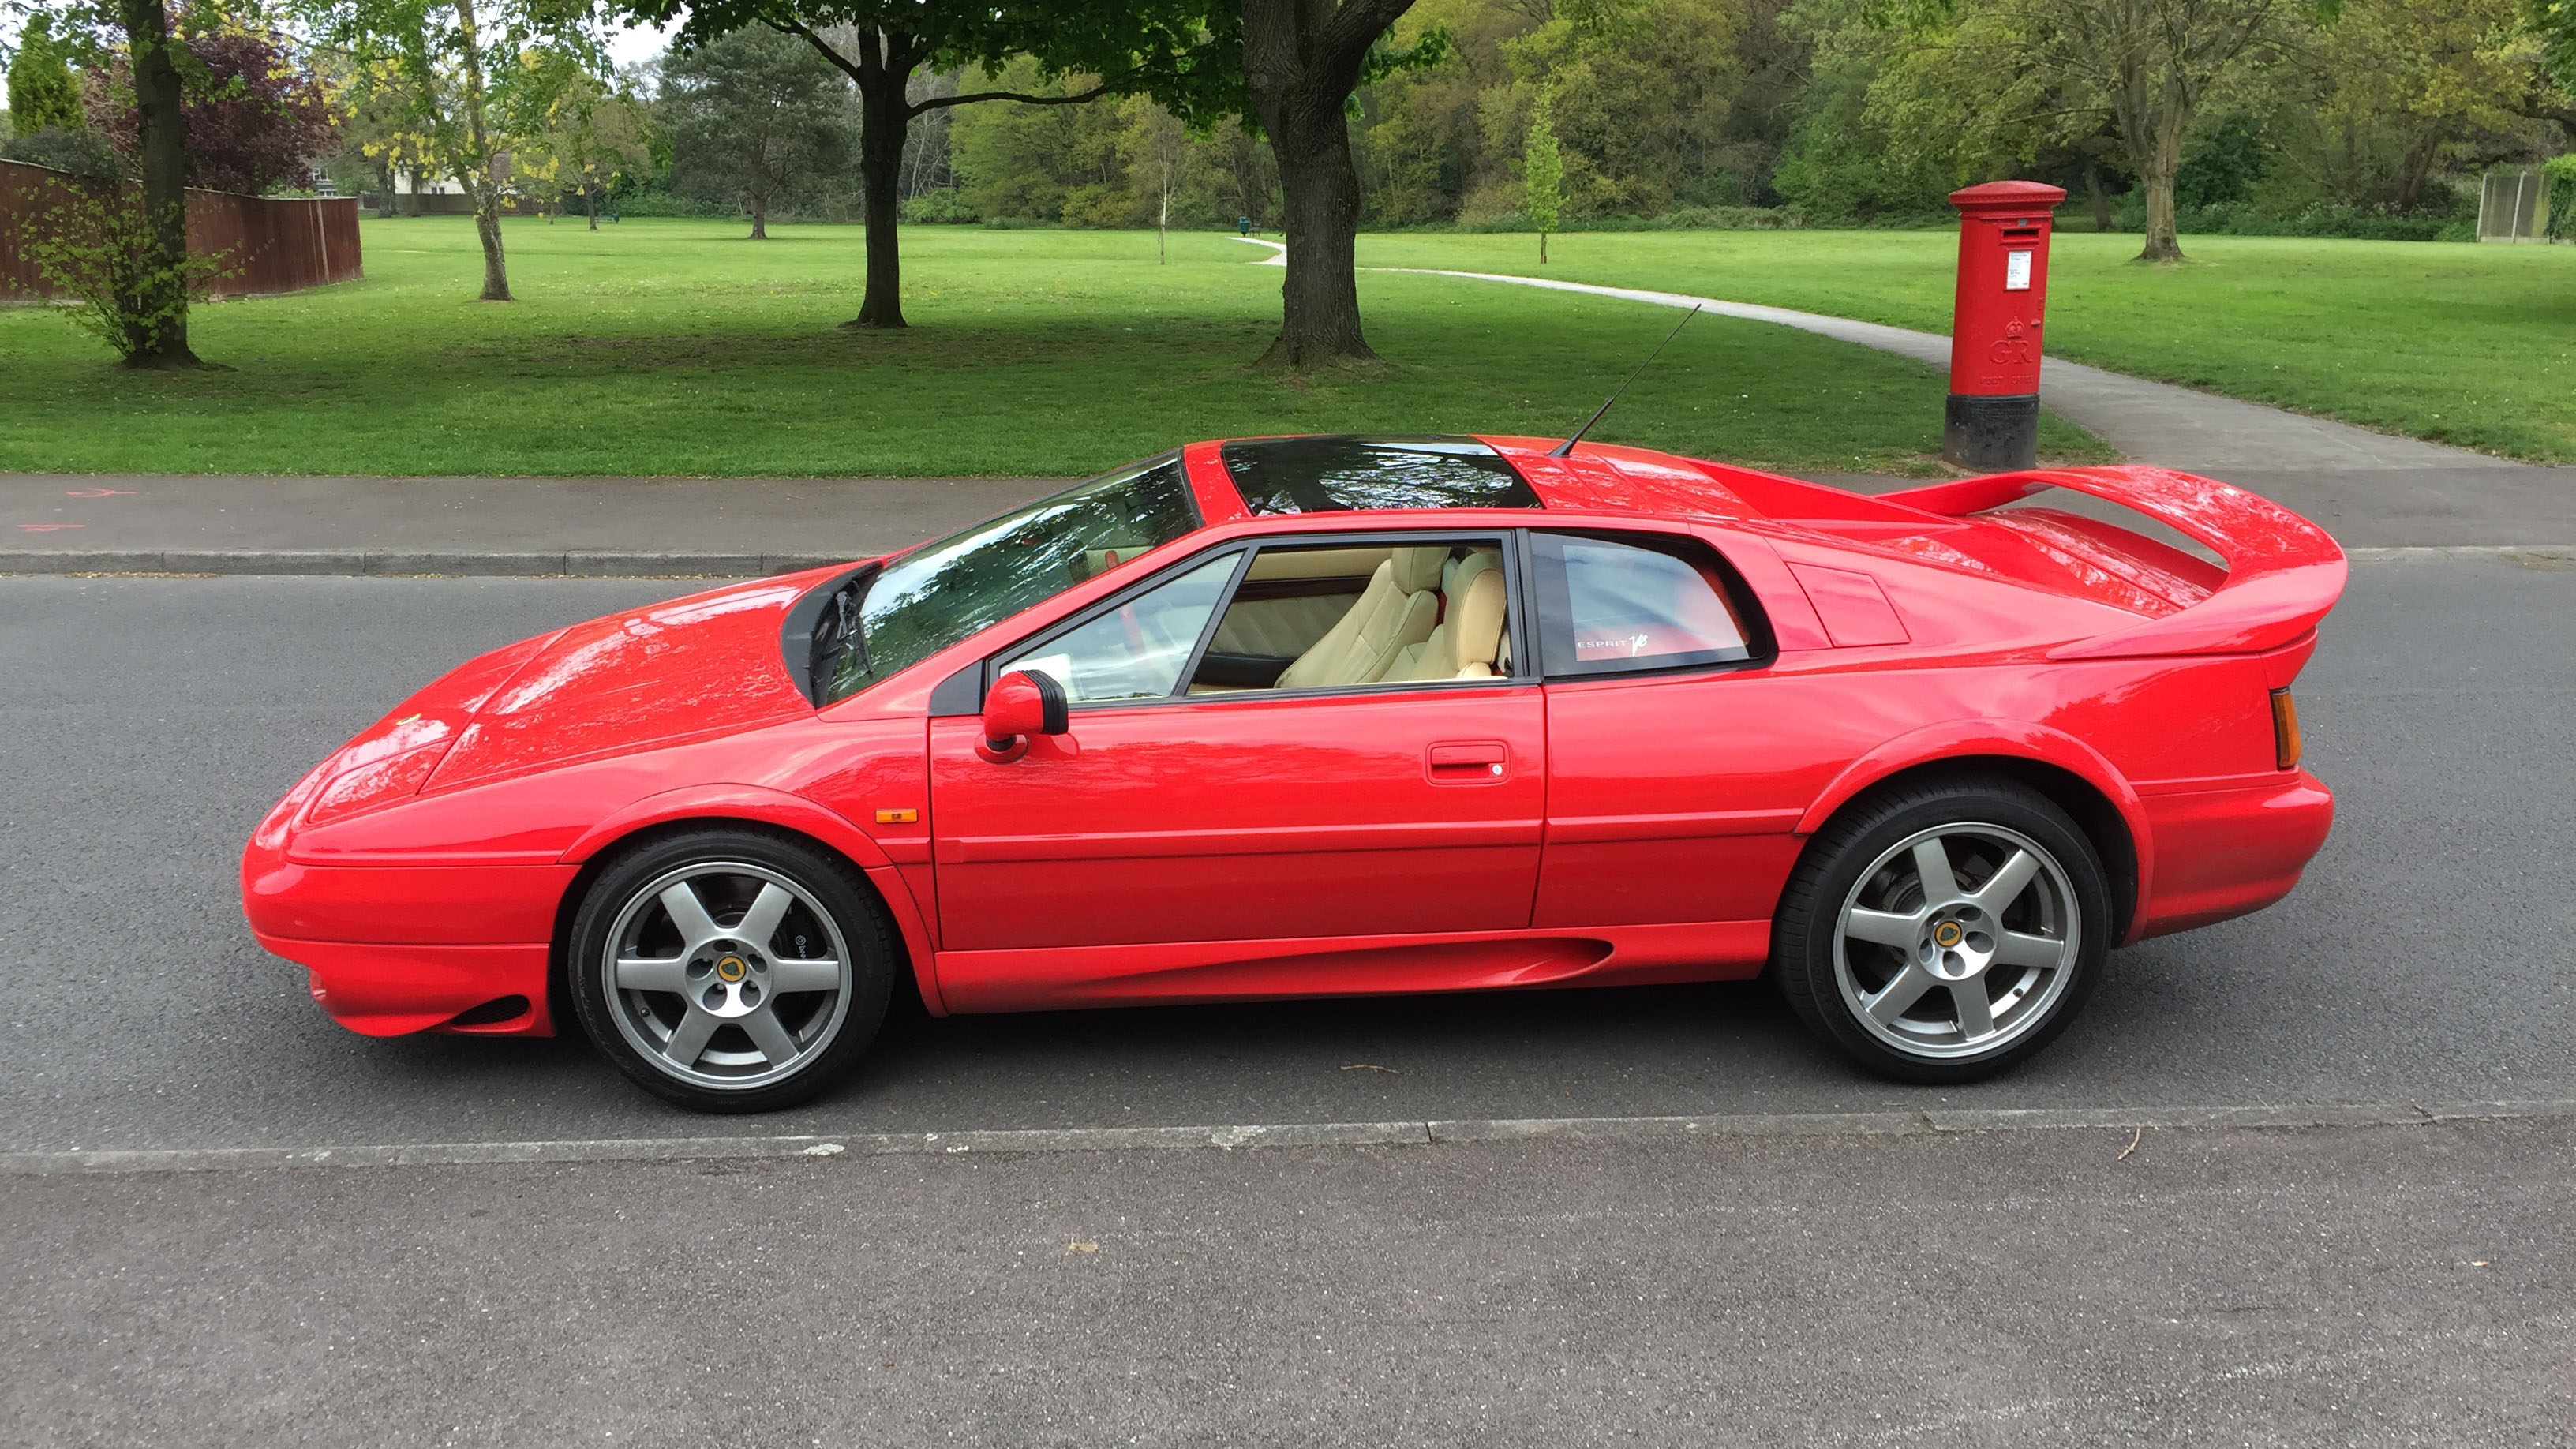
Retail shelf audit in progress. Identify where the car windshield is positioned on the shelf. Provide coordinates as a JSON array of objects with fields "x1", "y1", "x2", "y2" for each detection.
[{"x1": 822, "y1": 454, "x2": 1200, "y2": 703}]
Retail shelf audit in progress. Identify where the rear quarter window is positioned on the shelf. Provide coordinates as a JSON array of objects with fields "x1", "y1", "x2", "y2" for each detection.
[{"x1": 1531, "y1": 532, "x2": 1764, "y2": 677}]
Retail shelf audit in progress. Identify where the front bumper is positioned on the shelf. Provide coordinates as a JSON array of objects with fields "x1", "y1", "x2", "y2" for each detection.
[
  {"x1": 257, "y1": 933, "x2": 555, "y2": 1037},
  {"x1": 242, "y1": 839, "x2": 575, "y2": 1037}
]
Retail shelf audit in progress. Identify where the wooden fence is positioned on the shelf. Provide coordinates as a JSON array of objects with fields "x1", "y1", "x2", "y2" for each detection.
[{"x1": 1, "y1": 158, "x2": 362, "y2": 301}]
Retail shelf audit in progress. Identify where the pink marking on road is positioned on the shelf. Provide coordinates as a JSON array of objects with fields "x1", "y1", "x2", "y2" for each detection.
[
  {"x1": 17, "y1": 522, "x2": 86, "y2": 532},
  {"x1": 65, "y1": 488, "x2": 137, "y2": 498}
]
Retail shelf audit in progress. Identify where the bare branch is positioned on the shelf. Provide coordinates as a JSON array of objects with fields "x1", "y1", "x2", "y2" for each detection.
[{"x1": 912, "y1": 81, "x2": 1112, "y2": 116}]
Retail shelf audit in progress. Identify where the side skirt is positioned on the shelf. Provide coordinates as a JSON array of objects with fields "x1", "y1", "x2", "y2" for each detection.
[{"x1": 932, "y1": 921, "x2": 1771, "y2": 1014}]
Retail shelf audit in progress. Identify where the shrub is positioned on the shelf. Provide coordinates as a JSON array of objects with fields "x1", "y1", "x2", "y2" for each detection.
[
  {"x1": 1451, "y1": 205, "x2": 1805, "y2": 233},
  {"x1": 15, "y1": 181, "x2": 231, "y2": 363},
  {"x1": 0, "y1": 125, "x2": 124, "y2": 179},
  {"x1": 900, "y1": 188, "x2": 979, "y2": 224},
  {"x1": 2108, "y1": 189, "x2": 2477, "y2": 242},
  {"x1": 612, "y1": 187, "x2": 728, "y2": 218}
]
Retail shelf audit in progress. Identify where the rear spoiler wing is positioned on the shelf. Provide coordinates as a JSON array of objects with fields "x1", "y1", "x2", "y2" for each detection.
[{"x1": 1878, "y1": 466, "x2": 2347, "y2": 660}]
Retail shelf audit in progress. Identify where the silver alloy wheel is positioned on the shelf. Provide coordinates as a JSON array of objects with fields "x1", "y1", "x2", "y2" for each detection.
[
  {"x1": 599, "y1": 860, "x2": 854, "y2": 1091},
  {"x1": 1833, "y1": 822, "x2": 2080, "y2": 1061}
]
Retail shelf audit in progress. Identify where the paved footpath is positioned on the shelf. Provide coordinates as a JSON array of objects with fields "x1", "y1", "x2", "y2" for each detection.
[{"x1": 1381, "y1": 264, "x2": 2576, "y2": 548}]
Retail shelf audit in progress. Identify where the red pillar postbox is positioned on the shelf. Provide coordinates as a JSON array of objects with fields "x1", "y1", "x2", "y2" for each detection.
[{"x1": 1944, "y1": 179, "x2": 2066, "y2": 471}]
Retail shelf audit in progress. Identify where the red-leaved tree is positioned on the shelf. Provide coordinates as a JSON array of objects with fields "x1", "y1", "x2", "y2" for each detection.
[{"x1": 84, "y1": 26, "x2": 342, "y2": 195}]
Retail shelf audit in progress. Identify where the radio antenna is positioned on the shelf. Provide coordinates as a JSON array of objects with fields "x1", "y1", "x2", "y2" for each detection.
[{"x1": 1550, "y1": 303, "x2": 1702, "y2": 458}]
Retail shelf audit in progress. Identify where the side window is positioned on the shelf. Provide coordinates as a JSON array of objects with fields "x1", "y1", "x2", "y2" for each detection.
[
  {"x1": 1531, "y1": 532, "x2": 1755, "y2": 677},
  {"x1": 1004, "y1": 553, "x2": 1239, "y2": 704},
  {"x1": 1192, "y1": 537, "x2": 1512, "y2": 693}
]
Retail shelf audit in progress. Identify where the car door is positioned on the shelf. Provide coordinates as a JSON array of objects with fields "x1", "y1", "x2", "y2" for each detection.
[
  {"x1": 928, "y1": 531, "x2": 1544, "y2": 958},
  {"x1": 1530, "y1": 528, "x2": 1822, "y2": 928}
]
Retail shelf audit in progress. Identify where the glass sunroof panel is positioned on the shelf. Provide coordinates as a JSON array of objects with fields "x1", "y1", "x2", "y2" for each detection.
[{"x1": 1221, "y1": 436, "x2": 1541, "y2": 515}]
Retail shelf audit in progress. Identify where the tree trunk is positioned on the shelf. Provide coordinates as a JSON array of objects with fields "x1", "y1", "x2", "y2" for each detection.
[
  {"x1": 2085, "y1": 162, "x2": 2112, "y2": 233},
  {"x1": 1242, "y1": 0, "x2": 1413, "y2": 368},
  {"x1": 119, "y1": 0, "x2": 197, "y2": 369},
  {"x1": 586, "y1": 184, "x2": 599, "y2": 230},
  {"x1": 2394, "y1": 134, "x2": 2437, "y2": 213},
  {"x1": 1539, "y1": 230, "x2": 1548, "y2": 264},
  {"x1": 850, "y1": 64, "x2": 910, "y2": 328},
  {"x1": 2137, "y1": 106, "x2": 2185, "y2": 262},
  {"x1": 451, "y1": 0, "x2": 511, "y2": 300},
  {"x1": 1261, "y1": 107, "x2": 1370, "y2": 365},
  {"x1": 751, "y1": 190, "x2": 768, "y2": 240}
]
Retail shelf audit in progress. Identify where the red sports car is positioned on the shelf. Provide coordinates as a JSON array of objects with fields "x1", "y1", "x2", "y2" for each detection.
[{"x1": 242, "y1": 436, "x2": 2342, "y2": 1112}]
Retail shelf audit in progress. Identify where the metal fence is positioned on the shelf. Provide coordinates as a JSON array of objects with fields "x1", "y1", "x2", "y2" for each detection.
[
  {"x1": 1, "y1": 158, "x2": 362, "y2": 301},
  {"x1": 2477, "y1": 170, "x2": 2554, "y2": 244}
]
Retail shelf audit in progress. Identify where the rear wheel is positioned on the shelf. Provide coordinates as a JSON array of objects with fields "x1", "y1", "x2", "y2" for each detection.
[
  {"x1": 567, "y1": 829, "x2": 893, "y2": 1113},
  {"x1": 1773, "y1": 777, "x2": 2108, "y2": 1084}
]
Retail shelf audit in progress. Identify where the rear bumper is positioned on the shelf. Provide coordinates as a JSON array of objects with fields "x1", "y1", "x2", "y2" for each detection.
[{"x1": 2132, "y1": 770, "x2": 2334, "y2": 942}]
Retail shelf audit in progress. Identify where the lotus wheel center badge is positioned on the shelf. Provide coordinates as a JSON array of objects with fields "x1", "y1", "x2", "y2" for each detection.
[
  {"x1": 1933, "y1": 922, "x2": 1964, "y2": 949},
  {"x1": 715, "y1": 955, "x2": 748, "y2": 983}
]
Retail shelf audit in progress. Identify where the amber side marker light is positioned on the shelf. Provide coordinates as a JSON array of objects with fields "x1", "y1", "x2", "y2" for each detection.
[{"x1": 2271, "y1": 688, "x2": 2303, "y2": 770}]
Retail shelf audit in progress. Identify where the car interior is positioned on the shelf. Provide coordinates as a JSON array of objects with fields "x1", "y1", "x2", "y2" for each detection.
[{"x1": 1187, "y1": 541, "x2": 1510, "y2": 694}]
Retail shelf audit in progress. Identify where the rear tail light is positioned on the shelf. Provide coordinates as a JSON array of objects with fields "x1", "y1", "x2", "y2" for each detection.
[{"x1": 2271, "y1": 688, "x2": 2302, "y2": 770}]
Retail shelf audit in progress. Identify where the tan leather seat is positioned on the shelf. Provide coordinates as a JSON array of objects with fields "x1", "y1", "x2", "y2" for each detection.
[
  {"x1": 1272, "y1": 545, "x2": 1444, "y2": 689},
  {"x1": 1385, "y1": 555, "x2": 1508, "y2": 681}
]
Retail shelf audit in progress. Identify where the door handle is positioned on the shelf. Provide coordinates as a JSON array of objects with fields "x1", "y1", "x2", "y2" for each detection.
[{"x1": 1428, "y1": 740, "x2": 1509, "y2": 783}]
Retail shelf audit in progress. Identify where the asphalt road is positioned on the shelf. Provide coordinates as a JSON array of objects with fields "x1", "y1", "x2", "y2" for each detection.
[
  {"x1": 1, "y1": 553, "x2": 2570, "y2": 1155},
  {"x1": 5, "y1": 557, "x2": 2573, "y2": 1445}
]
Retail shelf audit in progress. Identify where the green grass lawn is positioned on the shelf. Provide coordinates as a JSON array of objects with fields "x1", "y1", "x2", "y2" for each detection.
[
  {"x1": 0, "y1": 216, "x2": 2103, "y2": 477},
  {"x1": 1364, "y1": 230, "x2": 2576, "y2": 463}
]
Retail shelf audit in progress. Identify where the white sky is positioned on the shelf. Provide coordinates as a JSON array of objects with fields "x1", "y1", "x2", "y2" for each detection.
[
  {"x1": 604, "y1": 14, "x2": 680, "y2": 75},
  {"x1": 0, "y1": 13, "x2": 678, "y2": 82}
]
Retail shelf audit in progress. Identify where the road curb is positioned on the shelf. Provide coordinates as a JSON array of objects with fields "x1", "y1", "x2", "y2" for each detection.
[
  {"x1": 8, "y1": 1098, "x2": 2571, "y2": 1175},
  {"x1": 0, "y1": 549, "x2": 856, "y2": 578}
]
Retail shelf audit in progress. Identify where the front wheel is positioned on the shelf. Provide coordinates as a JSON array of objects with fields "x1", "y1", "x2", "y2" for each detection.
[
  {"x1": 567, "y1": 829, "x2": 893, "y2": 1113},
  {"x1": 1773, "y1": 777, "x2": 2110, "y2": 1084}
]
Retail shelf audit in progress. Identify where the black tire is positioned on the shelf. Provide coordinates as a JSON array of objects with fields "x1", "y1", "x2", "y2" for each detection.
[
  {"x1": 567, "y1": 828, "x2": 894, "y2": 1113},
  {"x1": 1772, "y1": 775, "x2": 2110, "y2": 1084}
]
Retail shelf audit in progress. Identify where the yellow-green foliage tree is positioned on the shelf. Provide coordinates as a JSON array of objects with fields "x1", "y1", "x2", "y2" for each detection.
[
  {"x1": 9, "y1": 12, "x2": 88, "y2": 135},
  {"x1": 303, "y1": 0, "x2": 600, "y2": 300},
  {"x1": 517, "y1": 69, "x2": 650, "y2": 227},
  {"x1": 2312, "y1": 0, "x2": 2526, "y2": 211},
  {"x1": 1522, "y1": 80, "x2": 1560, "y2": 260}
]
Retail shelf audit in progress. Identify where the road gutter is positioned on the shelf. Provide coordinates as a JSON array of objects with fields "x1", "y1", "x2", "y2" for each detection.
[{"x1": 8, "y1": 1098, "x2": 2571, "y2": 1176}]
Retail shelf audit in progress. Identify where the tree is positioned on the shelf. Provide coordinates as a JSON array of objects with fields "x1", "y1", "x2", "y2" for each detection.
[
  {"x1": 107, "y1": 0, "x2": 197, "y2": 364},
  {"x1": 305, "y1": 0, "x2": 601, "y2": 300},
  {"x1": 9, "y1": 11, "x2": 87, "y2": 135},
  {"x1": 519, "y1": 68, "x2": 650, "y2": 225},
  {"x1": 83, "y1": 24, "x2": 344, "y2": 194},
  {"x1": 621, "y1": 1, "x2": 1235, "y2": 329},
  {"x1": 1872, "y1": 0, "x2": 2305, "y2": 262},
  {"x1": 1236, "y1": 0, "x2": 1446, "y2": 365},
  {"x1": 1521, "y1": 78, "x2": 1559, "y2": 260},
  {"x1": 657, "y1": 24, "x2": 851, "y2": 237},
  {"x1": 2313, "y1": 0, "x2": 2522, "y2": 211},
  {"x1": 15, "y1": 1, "x2": 208, "y2": 363},
  {"x1": 2532, "y1": 0, "x2": 2576, "y2": 94},
  {"x1": 328, "y1": 55, "x2": 444, "y2": 212}
]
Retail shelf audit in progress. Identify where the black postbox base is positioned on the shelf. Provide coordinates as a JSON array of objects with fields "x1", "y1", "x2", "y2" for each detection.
[{"x1": 1943, "y1": 393, "x2": 2040, "y2": 472}]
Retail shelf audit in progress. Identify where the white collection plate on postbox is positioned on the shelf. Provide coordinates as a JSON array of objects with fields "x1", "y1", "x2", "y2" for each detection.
[{"x1": 2004, "y1": 249, "x2": 2033, "y2": 291}]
